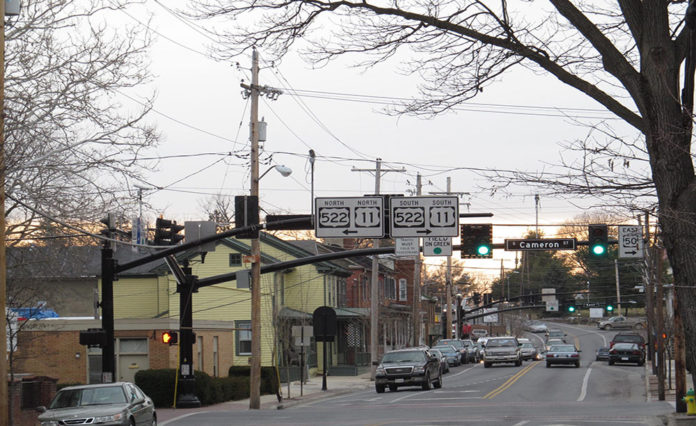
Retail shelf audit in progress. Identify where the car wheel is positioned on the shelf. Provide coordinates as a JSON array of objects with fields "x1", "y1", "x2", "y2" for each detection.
[
  {"x1": 130, "y1": 419, "x2": 136, "y2": 426},
  {"x1": 546, "y1": 362, "x2": 551, "y2": 368},
  {"x1": 608, "y1": 359, "x2": 614, "y2": 366},
  {"x1": 376, "y1": 384, "x2": 385, "y2": 393},
  {"x1": 575, "y1": 361, "x2": 580, "y2": 368},
  {"x1": 434, "y1": 374, "x2": 442, "y2": 389},
  {"x1": 638, "y1": 360, "x2": 645, "y2": 366},
  {"x1": 389, "y1": 384, "x2": 398, "y2": 392},
  {"x1": 634, "y1": 323, "x2": 644, "y2": 330},
  {"x1": 596, "y1": 356, "x2": 600, "y2": 361},
  {"x1": 422, "y1": 373, "x2": 432, "y2": 390},
  {"x1": 604, "y1": 325, "x2": 612, "y2": 330},
  {"x1": 484, "y1": 362, "x2": 491, "y2": 368},
  {"x1": 151, "y1": 416, "x2": 157, "y2": 426},
  {"x1": 515, "y1": 359, "x2": 522, "y2": 367}
]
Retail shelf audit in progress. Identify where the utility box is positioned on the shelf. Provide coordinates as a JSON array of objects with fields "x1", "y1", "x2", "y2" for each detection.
[{"x1": 6, "y1": 0, "x2": 20, "y2": 16}]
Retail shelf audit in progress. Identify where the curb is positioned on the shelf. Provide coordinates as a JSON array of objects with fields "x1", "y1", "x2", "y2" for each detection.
[{"x1": 276, "y1": 387, "x2": 364, "y2": 410}]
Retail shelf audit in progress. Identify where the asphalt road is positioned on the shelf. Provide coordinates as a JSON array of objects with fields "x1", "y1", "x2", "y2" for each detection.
[{"x1": 163, "y1": 322, "x2": 673, "y2": 425}]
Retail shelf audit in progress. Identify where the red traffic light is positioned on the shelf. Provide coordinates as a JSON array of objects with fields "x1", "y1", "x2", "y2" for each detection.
[{"x1": 162, "y1": 330, "x2": 178, "y2": 345}]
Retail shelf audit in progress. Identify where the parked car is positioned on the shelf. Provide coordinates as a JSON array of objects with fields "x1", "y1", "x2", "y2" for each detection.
[
  {"x1": 525, "y1": 320, "x2": 548, "y2": 333},
  {"x1": 608, "y1": 342, "x2": 645, "y2": 366},
  {"x1": 545, "y1": 329, "x2": 567, "y2": 343},
  {"x1": 433, "y1": 345, "x2": 461, "y2": 367},
  {"x1": 596, "y1": 346, "x2": 610, "y2": 361},
  {"x1": 598, "y1": 315, "x2": 646, "y2": 330},
  {"x1": 483, "y1": 336, "x2": 522, "y2": 368},
  {"x1": 545, "y1": 344, "x2": 581, "y2": 368},
  {"x1": 461, "y1": 339, "x2": 480, "y2": 362},
  {"x1": 436, "y1": 339, "x2": 468, "y2": 363},
  {"x1": 375, "y1": 347, "x2": 443, "y2": 393},
  {"x1": 520, "y1": 342, "x2": 539, "y2": 361},
  {"x1": 610, "y1": 332, "x2": 646, "y2": 350},
  {"x1": 37, "y1": 382, "x2": 157, "y2": 426},
  {"x1": 429, "y1": 348, "x2": 450, "y2": 374},
  {"x1": 471, "y1": 329, "x2": 488, "y2": 340}
]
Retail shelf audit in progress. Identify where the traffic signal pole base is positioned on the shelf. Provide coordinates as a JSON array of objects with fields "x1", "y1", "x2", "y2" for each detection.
[{"x1": 176, "y1": 377, "x2": 201, "y2": 408}]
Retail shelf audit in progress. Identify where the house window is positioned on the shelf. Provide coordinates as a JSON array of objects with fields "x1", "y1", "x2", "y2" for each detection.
[
  {"x1": 197, "y1": 335, "x2": 204, "y2": 372},
  {"x1": 229, "y1": 253, "x2": 242, "y2": 267},
  {"x1": 399, "y1": 278, "x2": 407, "y2": 301},
  {"x1": 87, "y1": 347, "x2": 103, "y2": 384},
  {"x1": 21, "y1": 381, "x2": 41, "y2": 409},
  {"x1": 387, "y1": 278, "x2": 396, "y2": 300},
  {"x1": 236, "y1": 320, "x2": 252, "y2": 356}
]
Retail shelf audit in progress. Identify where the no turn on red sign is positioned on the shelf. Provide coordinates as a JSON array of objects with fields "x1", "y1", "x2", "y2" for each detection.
[{"x1": 423, "y1": 237, "x2": 452, "y2": 257}]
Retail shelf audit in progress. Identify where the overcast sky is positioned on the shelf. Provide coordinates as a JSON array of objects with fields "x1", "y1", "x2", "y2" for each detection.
[{"x1": 116, "y1": 2, "x2": 642, "y2": 273}]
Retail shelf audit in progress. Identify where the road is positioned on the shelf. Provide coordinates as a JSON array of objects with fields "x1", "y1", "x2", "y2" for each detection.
[{"x1": 163, "y1": 322, "x2": 673, "y2": 425}]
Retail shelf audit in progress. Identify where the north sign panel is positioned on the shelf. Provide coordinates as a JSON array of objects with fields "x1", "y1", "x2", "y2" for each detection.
[
  {"x1": 389, "y1": 196, "x2": 459, "y2": 238},
  {"x1": 315, "y1": 197, "x2": 384, "y2": 238}
]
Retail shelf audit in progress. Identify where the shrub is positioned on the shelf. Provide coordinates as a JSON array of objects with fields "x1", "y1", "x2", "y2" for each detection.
[
  {"x1": 228, "y1": 366, "x2": 278, "y2": 395},
  {"x1": 135, "y1": 369, "x2": 176, "y2": 408}
]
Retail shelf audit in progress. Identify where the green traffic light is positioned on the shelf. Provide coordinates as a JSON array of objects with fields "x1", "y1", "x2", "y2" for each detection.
[
  {"x1": 591, "y1": 244, "x2": 606, "y2": 255},
  {"x1": 477, "y1": 245, "x2": 490, "y2": 256},
  {"x1": 568, "y1": 306, "x2": 576, "y2": 313},
  {"x1": 606, "y1": 305, "x2": 613, "y2": 312}
]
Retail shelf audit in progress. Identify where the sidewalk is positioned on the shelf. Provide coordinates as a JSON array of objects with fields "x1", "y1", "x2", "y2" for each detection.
[
  {"x1": 158, "y1": 372, "x2": 373, "y2": 424},
  {"x1": 645, "y1": 360, "x2": 696, "y2": 425}
]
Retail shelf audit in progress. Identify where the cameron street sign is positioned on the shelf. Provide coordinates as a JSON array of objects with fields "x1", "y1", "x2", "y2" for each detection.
[{"x1": 505, "y1": 238, "x2": 577, "y2": 251}]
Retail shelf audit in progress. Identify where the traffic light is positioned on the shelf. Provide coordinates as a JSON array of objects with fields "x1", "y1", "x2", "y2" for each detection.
[
  {"x1": 472, "y1": 292, "x2": 481, "y2": 305},
  {"x1": 162, "y1": 330, "x2": 178, "y2": 345},
  {"x1": 567, "y1": 305, "x2": 576, "y2": 313},
  {"x1": 588, "y1": 224, "x2": 608, "y2": 256},
  {"x1": 154, "y1": 218, "x2": 185, "y2": 246},
  {"x1": 606, "y1": 304, "x2": 614, "y2": 312},
  {"x1": 461, "y1": 224, "x2": 493, "y2": 259},
  {"x1": 483, "y1": 293, "x2": 492, "y2": 305}
]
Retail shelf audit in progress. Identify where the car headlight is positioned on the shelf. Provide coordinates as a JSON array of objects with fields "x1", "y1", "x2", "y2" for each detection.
[
  {"x1": 376, "y1": 366, "x2": 386, "y2": 375},
  {"x1": 413, "y1": 365, "x2": 425, "y2": 373},
  {"x1": 93, "y1": 412, "x2": 124, "y2": 423}
]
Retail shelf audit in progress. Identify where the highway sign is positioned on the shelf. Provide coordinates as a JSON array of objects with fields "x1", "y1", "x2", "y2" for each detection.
[
  {"x1": 389, "y1": 196, "x2": 459, "y2": 238},
  {"x1": 545, "y1": 300, "x2": 559, "y2": 312},
  {"x1": 619, "y1": 225, "x2": 644, "y2": 258},
  {"x1": 505, "y1": 238, "x2": 576, "y2": 251},
  {"x1": 423, "y1": 237, "x2": 452, "y2": 256},
  {"x1": 315, "y1": 197, "x2": 384, "y2": 238}
]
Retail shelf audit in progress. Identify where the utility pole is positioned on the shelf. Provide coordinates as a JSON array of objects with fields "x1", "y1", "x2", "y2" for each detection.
[
  {"x1": 614, "y1": 259, "x2": 622, "y2": 314},
  {"x1": 674, "y1": 284, "x2": 686, "y2": 412},
  {"x1": 101, "y1": 213, "x2": 116, "y2": 384},
  {"x1": 351, "y1": 159, "x2": 405, "y2": 379},
  {"x1": 430, "y1": 177, "x2": 468, "y2": 339},
  {"x1": 656, "y1": 245, "x2": 665, "y2": 401},
  {"x1": 413, "y1": 173, "x2": 422, "y2": 346},
  {"x1": 240, "y1": 48, "x2": 282, "y2": 409}
]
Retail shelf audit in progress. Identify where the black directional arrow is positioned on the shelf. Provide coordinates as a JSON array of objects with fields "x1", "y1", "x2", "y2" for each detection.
[
  {"x1": 416, "y1": 229, "x2": 433, "y2": 235},
  {"x1": 624, "y1": 250, "x2": 638, "y2": 255},
  {"x1": 342, "y1": 229, "x2": 358, "y2": 235}
]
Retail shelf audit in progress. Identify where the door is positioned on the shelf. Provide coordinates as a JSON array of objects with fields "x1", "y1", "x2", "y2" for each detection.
[{"x1": 117, "y1": 338, "x2": 149, "y2": 383}]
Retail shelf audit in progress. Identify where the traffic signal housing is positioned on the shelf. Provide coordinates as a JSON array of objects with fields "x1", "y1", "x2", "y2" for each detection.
[
  {"x1": 588, "y1": 224, "x2": 608, "y2": 257},
  {"x1": 472, "y1": 292, "x2": 481, "y2": 305},
  {"x1": 461, "y1": 224, "x2": 493, "y2": 259},
  {"x1": 154, "y1": 218, "x2": 185, "y2": 246},
  {"x1": 162, "y1": 330, "x2": 178, "y2": 345}
]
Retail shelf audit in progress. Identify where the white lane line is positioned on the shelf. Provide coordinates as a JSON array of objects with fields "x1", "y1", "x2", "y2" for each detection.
[
  {"x1": 390, "y1": 391, "x2": 420, "y2": 404},
  {"x1": 513, "y1": 421, "x2": 530, "y2": 426},
  {"x1": 559, "y1": 323, "x2": 607, "y2": 346},
  {"x1": 451, "y1": 364, "x2": 478, "y2": 377},
  {"x1": 577, "y1": 367, "x2": 592, "y2": 401}
]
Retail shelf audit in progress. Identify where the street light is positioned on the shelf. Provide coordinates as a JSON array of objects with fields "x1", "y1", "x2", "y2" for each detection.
[{"x1": 258, "y1": 164, "x2": 292, "y2": 180}]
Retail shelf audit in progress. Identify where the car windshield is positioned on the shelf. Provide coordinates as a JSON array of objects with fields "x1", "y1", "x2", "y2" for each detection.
[
  {"x1": 381, "y1": 351, "x2": 426, "y2": 363},
  {"x1": 549, "y1": 345, "x2": 575, "y2": 352},
  {"x1": 486, "y1": 339, "x2": 516, "y2": 347},
  {"x1": 614, "y1": 335, "x2": 643, "y2": 343},
  {"x1": 50, "y1": 386, "x2": 127, "y2": 409},
  {"x1": 548, "y1": 331, "x2": 564, "y2": 337},
  {"x1": 522, "y1": 343, "x2": 534, "y2": 349},
  {"x1": 434, "y1": 346, "x2": 456, "y2": 354},
  {"x1": 430, "y1": 349, "x2": 442, "y2": 357},
  {"x1": 461, "y1": 341, "x2": 472, "y2": 347},
  {"x1": 439, "y1": 340, "x2": 463, "y2": 348}
]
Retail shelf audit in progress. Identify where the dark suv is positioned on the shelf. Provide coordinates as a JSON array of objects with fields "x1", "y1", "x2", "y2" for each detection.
[
  {"x1": 610, "y1": 332, "x2": 645, "y2": 350},
  {"x1": 436, "y1": 339, "x2": 468, "y2": 363},
  {"x1": 375, "y1": 348, "x2": 443, "y2": 393}
]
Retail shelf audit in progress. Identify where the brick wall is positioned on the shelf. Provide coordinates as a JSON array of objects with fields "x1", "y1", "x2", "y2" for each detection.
[{"x1": 9, "y1": 376, "x2": 57, "y2": 426}]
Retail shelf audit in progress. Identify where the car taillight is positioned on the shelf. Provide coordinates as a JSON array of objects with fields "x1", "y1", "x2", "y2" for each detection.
[
  {"x1": 571, "y1": 354, "x2": 579, "y2": 358},
  {"x1": 609, "y1": 349, "x2": 616, "y2": 354},
  {"x1": 632, "y1": 350, "x2": 642, "y2": 355}
]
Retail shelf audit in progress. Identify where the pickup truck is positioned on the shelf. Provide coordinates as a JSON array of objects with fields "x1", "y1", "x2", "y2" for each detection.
[{"x1": 597, "y1": 315, "x2": 645, "y2": 330}]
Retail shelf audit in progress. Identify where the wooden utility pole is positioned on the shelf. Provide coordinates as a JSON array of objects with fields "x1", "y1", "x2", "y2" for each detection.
[
  {"x1": 351, "y1": 159, "x2": 404, "y2": 379},
  {"x1": 248, "y1": 47, "x2": 262, "y2": 409},
  {"x1": 674, "y1": 286, "x2": 686, "y2": 412},
  {"x1": 656, "y1": 246, "x2": 665, "y2": 401},
  {"x1": 412, "y1": 173, "x2": 422, "y2": 346}
]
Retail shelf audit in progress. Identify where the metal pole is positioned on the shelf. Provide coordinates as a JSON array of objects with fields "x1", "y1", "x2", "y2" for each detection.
[
  {"x1": 101, "y1": 241, "x2": 115, "y2": 383},
  {"x1": 176, "y1": 265, "x2": 201, "y2": 407},
  {"x1": 446, "y1": 177, "x2": 452, "y2": 339},
  {"x1": 615, "y1": 259, "x2": 622, "y2": 314},
  {"x1": 370, "y1": 159, "x2": 381, "y2": 380},
  {"x1": 413, "y1": 173, "x2": 422, "y2": 346},
  {"x1": 249, "y1": 48, "x2": 262, "y2": 409}
]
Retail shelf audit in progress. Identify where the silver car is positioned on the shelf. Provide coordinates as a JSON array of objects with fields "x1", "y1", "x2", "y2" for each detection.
[{"x1": 37, "y1": 382, "x2": 157, "y2": 426}]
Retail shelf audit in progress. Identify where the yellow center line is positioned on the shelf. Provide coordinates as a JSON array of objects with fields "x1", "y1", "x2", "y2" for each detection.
[{"x1": 483, "y1": 361, "x2": 539, "y2": 399}]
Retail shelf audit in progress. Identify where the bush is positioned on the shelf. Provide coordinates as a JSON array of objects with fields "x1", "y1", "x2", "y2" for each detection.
[
  {"x1": 228, "y1": 366, "x2": 278, "y2": 395},
  {"x1": 135, "y1": 369, "x2": 253, "y2": 407}
]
